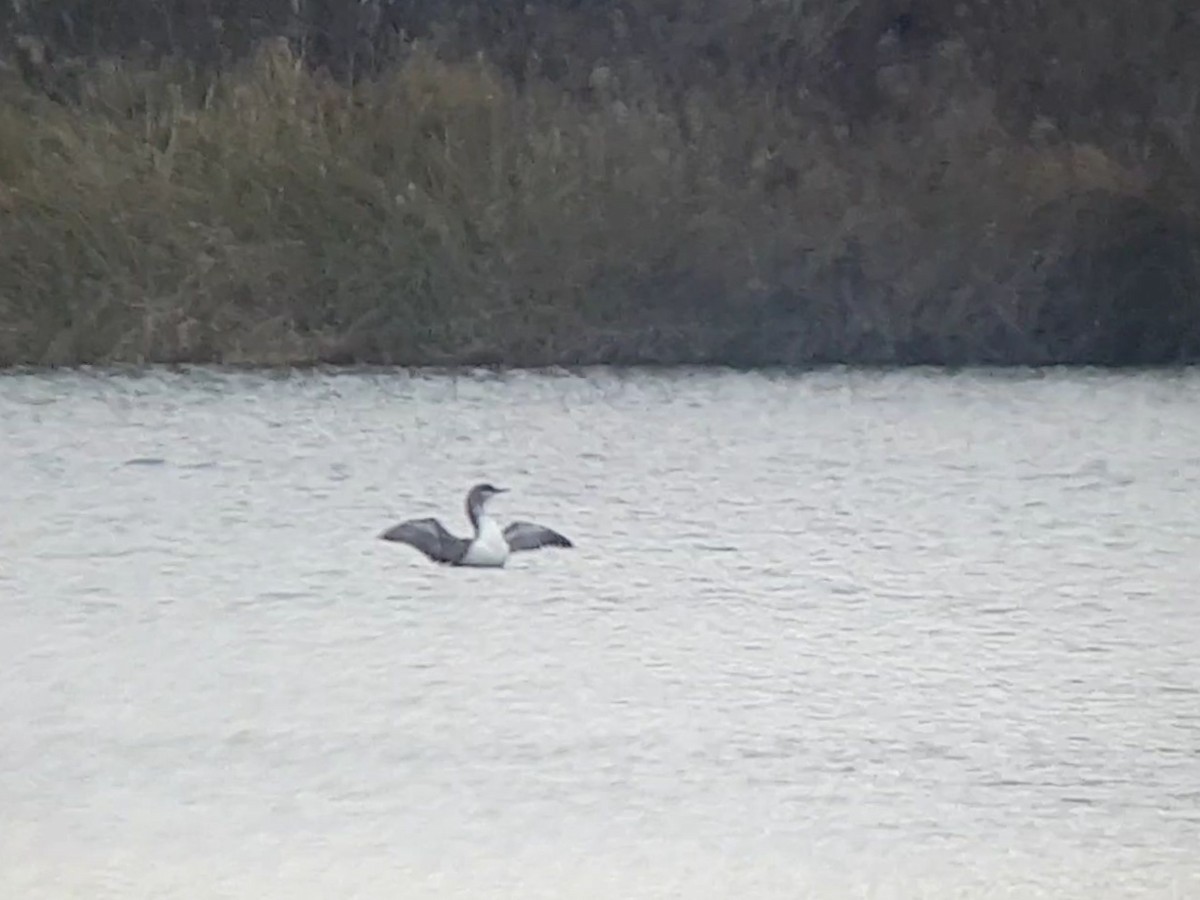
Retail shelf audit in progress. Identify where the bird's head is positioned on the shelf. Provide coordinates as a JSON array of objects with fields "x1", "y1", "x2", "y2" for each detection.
[
  {"x1": 466, "y1": 483, "x2": 508, "y2": 523},
  {"x1": 472, "y1": 483, "x2": 508, "y2": 503}
]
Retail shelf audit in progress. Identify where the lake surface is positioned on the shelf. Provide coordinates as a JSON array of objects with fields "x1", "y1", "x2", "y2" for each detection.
[{"x1": 2, "y1": 367, "x2": 1198, "y2": 899}]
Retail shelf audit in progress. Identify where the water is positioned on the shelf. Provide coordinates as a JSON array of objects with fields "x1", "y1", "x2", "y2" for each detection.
[{"x1": 2, "y1": 367, "x2": 1198, "y2": 899}]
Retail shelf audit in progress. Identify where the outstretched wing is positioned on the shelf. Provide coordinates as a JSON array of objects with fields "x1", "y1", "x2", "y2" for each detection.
[
  {"x1": 379, "y1": 518, "x2": 468, "y2": 565},
  {"x1": 504, "y1": 521, "x2": 574, "y2": 553}
]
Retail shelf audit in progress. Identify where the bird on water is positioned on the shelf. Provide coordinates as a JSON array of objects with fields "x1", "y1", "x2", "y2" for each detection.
[{"x1": 379, "y1": 483, "x2": 573, "y2": 567}]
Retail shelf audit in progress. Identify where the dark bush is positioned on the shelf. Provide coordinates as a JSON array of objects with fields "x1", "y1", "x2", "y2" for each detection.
[{"x1": 1, "y1": 1, "x2": 1196, "y2": 367}]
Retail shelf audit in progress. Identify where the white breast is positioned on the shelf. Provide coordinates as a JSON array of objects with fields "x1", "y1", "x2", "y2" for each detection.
[{"x1": 461, "y1": 515, "x2": 510, "y2": 567}]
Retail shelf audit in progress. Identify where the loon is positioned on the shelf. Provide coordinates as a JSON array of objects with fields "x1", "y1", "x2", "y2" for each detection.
[{"x1": 379, "y1": 483, "x2": 573, "y2": 567}]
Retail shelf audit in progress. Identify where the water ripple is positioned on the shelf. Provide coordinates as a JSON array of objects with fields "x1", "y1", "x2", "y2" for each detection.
[{"x1": 1, "y1": 367, "x2": 1199, "y2": 899}]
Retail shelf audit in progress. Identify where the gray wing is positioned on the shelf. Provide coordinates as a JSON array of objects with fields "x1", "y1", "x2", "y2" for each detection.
[
  {"x1": 379, "y1": 518, "x2": 468, "y2": 565},
  {"x1": 503, "y1": 521, "x2": 574, "y2": 553}
]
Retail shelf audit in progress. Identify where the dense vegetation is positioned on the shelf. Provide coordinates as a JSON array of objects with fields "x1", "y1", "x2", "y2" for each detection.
[{"x1": 1, "y1": 1, "x2": 1198, "y2": 367}]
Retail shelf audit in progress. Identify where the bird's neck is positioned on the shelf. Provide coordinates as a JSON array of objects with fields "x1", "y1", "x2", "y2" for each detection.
[
  {"x1": 471, "y1": 512, "x2": 504, "y2": 546},
  {"x1": 467, "y1": 501, "x2": 491, "y2": 536}
]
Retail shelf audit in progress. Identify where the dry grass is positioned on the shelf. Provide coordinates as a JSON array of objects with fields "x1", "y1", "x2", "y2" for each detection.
[{"x1": 1, "y1": 29, "x2": 1197, "y2": 368}]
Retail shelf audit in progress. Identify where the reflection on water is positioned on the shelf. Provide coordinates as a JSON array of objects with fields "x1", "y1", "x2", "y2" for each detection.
[{"x1": 2, "y1": 367, "x2": 1199, "y2": 899}]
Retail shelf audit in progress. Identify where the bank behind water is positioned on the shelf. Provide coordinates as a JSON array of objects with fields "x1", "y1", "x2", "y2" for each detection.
[{"x1": 2, "y1": 36, "x2": 1199, "y2": 369}]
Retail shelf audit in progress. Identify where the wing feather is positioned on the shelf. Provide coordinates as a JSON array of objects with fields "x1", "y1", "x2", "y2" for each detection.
[
  {"x1": 503, "y1": 521, "x2": 574, "y2": 553},
  {"x1": 379, "y1": 518, "x2": 468, "y2": 565}
]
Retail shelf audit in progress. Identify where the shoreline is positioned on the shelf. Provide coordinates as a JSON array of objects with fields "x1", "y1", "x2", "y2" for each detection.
[
  {"x1": 3, "y1": 10, "x2": 1198, "y2": 370},
  {"x1": 4, "y1": 360, "x2": 1198, "y2": 379}
]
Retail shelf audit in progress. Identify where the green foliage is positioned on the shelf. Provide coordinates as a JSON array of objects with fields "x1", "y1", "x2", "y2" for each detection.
[{"x1": 1, "y1": 3, "x2": 1198, "y2": 366}]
